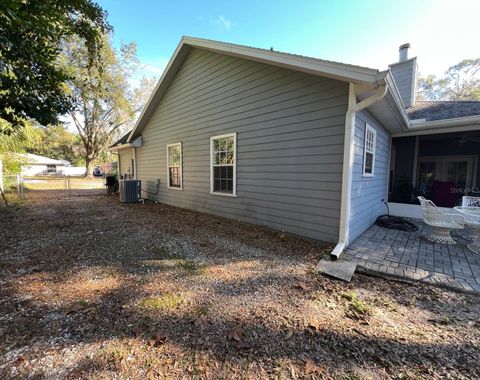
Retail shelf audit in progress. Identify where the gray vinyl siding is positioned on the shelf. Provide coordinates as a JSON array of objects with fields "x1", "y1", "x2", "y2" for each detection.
[
  {"x1": 135, "y1": 48, "x2": 349, "y2": 243},
  {"x1": 348, "y1": 110, "x2": 391, "y2": 243},
  {"x1": 118, "y1": 148, "x2": 134, "y2": 178},
  {"x1": 390, "y1": 59, "x2": 417, "y2": 108}
]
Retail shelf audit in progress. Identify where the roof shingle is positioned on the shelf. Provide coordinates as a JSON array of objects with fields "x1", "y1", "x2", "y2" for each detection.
[{"x1": 408, "y1": 100, "x2": 480, "y2": 122}]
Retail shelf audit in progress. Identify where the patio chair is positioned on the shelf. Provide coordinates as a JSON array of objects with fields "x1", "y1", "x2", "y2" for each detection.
[
  {"x1": 460, "y1": 196, "x2": 480, "y2": 243},
  {"x1": 462, "y1": 196, "x2": 480, "y2": 208},
  {"x1": 417, "y1": 196, "x2": 464, "y2": 244}
]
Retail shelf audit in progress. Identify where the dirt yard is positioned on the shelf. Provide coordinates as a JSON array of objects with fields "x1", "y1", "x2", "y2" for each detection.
[{"x1": 0, "y1": 190, "x2": 479, "y2": 379}]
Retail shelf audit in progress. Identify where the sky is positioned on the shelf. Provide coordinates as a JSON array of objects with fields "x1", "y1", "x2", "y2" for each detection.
[{"x1": 97, "y1": 0, "x2": 480, "y2": 80}]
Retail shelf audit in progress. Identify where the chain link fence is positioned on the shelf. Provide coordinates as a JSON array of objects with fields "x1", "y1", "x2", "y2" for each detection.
[{"x1": 0, "y1": 173, "x2": 105, "y2": 204}]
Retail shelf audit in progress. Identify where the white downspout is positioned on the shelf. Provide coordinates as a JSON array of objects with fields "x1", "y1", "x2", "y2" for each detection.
[
  {"x1": 331, "y1": 83, "x2": 388, "y2": 258},
  {"x1": 133, "y1": 147, "x2": 137, "y2": 180},
  {"x1": 116, "y1": 152, "x2": 121, "y2": 178}
]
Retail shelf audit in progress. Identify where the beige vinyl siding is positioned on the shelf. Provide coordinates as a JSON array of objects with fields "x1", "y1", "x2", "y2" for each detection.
[
  {"x1": 118, "y1": 148, "x2": 134, "y2": 178},
  {"x1": 135, "y1": 48, "x2": 348, "y2": 242}
]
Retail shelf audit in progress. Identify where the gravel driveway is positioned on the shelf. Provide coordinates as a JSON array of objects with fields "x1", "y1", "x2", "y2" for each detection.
[{"x1": 0, "y1": 190, "x2": 479, "y2": 379}]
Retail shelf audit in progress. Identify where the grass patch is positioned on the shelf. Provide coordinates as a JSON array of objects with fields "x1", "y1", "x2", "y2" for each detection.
[
  {"x1": 195, "y1": 304, "x2": 211, "y2": 316},
  {"x1": 150, "y1": 246, "x2": 208, "y2": 275},
  {"x1": 341, "y1": 291, "x2": 372, "y2": 316},
  {"x1": 152, "y1": 246, "x2": 185, "y2": 260},
  {"x1": 177, "y1": 259, "x2": 208, "y2": 275},
  {"x1": 140, "y1": 293, "x2": 184, "y2": 310}
]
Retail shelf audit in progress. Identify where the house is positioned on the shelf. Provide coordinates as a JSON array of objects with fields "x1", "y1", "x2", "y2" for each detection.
[
  {"x1": 20, "y1": 154, "x2": 71, "y2": 176},
  {"x1": 109, "y1": 37, "x2": 480, "y2": 257}
]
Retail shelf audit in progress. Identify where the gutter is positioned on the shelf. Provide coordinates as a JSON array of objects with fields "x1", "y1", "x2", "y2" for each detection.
[
  {"x1": 107, "y1": 136, "x2": 143, "y2": 152},
  {"x1": 409, "y1": 114, "x2": 480, "y2": 129},
  {"x1": 331, "y1": 82, "x2": 388, "y2": 258}
]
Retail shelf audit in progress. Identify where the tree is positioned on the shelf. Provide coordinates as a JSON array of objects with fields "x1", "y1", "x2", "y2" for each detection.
[
  {"x1": 30, "y1": 125, "x2": 84, "y2": 166},
  {"x1": 63, "y1": 34, "x2": 156, "y2": 178},
  {"x1": 0, "y1": 0, "x2": 110, "y2": 133},
  {"x1": 0, "y1": 121, "x2": 42, "y2": 174},
  {"x1": 418, "y1": 58, "x2": 480, "y2": 101}
]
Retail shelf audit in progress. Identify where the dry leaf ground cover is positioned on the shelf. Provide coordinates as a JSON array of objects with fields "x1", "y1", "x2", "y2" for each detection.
[{"x1": 0, "y1": 189, "x2": 479, "y2": 379}]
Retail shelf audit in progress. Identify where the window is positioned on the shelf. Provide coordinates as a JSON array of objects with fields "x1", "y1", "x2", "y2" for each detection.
[
  {"x1": 167, "y1": 142, "x2": 182, "y2": 189},
  {"x1": 47, "y1": 165, "x2": 56, "y2": 173},
  {"x1": 363, "y1": 124, "x2": 376, "y2": 176},
  {"x1": 210, "y1": 133, "x2": 236, "y2": 196}
]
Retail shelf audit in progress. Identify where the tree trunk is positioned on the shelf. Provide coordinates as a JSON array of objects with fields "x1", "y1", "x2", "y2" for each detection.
[{"x1": 85, "y1": 158, "x2": 95, "y2": 179}]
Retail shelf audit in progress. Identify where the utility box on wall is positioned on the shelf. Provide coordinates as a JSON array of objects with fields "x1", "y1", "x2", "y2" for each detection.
[{"x1": 119, "y1": 179, "x2": 141, "y2": 203}]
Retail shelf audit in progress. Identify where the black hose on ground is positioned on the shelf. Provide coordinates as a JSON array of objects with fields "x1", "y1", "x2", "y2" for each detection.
[{"x1": 375, "y1": 215, "x2": 418, "y2": 232}]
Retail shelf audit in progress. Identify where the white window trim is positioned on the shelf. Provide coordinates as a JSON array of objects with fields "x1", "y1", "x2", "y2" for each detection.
[
  {"x1": 210, "y1": 132, "x2": 237, "y2": 197},
  {"x1": 363, "y1": 124, "x2": 376, "y2": 177},
  {"x1": 166, "y1": 142, "x2": 183, "y2": 190}
]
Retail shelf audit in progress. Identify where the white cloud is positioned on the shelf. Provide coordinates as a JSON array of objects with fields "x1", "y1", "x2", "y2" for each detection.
[{"x1": 213, "y1": 15, "x2": 233, "y2": 31}]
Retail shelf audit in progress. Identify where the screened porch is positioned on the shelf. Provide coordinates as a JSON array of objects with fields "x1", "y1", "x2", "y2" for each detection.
[{"x1": 389, "y1": 130, "x2": 480, "y2": 209}]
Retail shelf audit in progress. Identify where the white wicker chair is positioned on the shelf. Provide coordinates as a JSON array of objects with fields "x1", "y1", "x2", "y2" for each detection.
[
  {"x1": 462, "y1": 196, "x2": 480, "y2": 208},
  {"x1": 460, "y1": 196, "x2": 480, "y2": 245},
  {"x1": 417, "y1": 196, "x2": 464, "y2": 244}
]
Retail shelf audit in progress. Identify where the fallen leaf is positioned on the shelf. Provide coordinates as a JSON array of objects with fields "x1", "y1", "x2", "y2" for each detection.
[
  {"x1": 148, "y1": 333, "x2": 167, "y2": 347},
  {"x1": 65, "y1": 302, "x2": 85, "y2": 314},
  {"x1": 307, "y1": 320, "x2": 320, "y2": 331},
  {"x1": 305, "y1": 359, "x2": 316, "y2": 374},
  {"x1": 84, "y1": 306, "x2": 97, "y2": 314},
  {"x1": 236, "y1": 340, "x2": 252, "y2": 350},
  {"x1": 14, "y1": 356, "x2": 26, "y2": 366},
  {"x1": 296, "y1": 282, "x2": 310, "y2": 291},
  {"x1": 305, "y1": 359, "x2": 324, "y2": 375},
  {"x1": 228, "y1": 325, "x2": 244, "y2": 342},
  {"x1": 193, "y1": 315, "x2": 208, "y2": 327}
]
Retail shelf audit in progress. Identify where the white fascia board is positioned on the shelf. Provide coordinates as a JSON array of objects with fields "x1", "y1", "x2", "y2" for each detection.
[
  {"x1": 380, "y1": 71, "x2": 410, "y2": 127},
  {"x1": 392, "y1": 122, "x2": 480, "y2": 137},
  {"x1": 409, "y1": 115, "x2": 480, "y2": 129}
]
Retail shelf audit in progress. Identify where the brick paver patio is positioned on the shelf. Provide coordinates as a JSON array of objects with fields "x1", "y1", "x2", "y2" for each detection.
[{"x1": 345, "y1": 220, "x2": 480, "y2": 293}]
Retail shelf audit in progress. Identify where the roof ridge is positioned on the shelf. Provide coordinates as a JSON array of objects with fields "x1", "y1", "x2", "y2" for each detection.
[{"x1": 182, "y1": 36, "x2": 380, "y2": 73}]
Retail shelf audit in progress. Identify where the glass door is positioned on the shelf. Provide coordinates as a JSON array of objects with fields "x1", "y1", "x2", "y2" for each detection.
[
  {"x1": 417, "y1": 156, "x2": 476, "y2": 193},
  {"x1": 442, "y1": 158, "x2": 472, "y2": 189}
]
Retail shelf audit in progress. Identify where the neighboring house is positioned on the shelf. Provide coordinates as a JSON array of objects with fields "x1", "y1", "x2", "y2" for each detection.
[
  {"x1": 109, "y1": 37, "x2": 480, "y2": 257},
  {"x1": 19, "y1": 154, "x2": 87, "y2": 176},
  {"x1": 20, "y1": 154, "x2": 71, "y2": 176}
]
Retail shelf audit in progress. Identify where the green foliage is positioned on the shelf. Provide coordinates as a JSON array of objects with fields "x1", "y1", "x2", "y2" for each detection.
[
  {"x1": 62, "y1": 34, "x2": 156, "y2": 176},
  {"x1": 0, "y1": 0, "x2": 110, "y2": 133},
  {"x1": 418, "y1": 58, "x2": 480, "y2": 101},
  {"x1": 0, "y1": 122, "x2": 85, "y2": 172},
  {"x1": 29, "y1": 124, "x2": 84, "y2": 166},
  {"x1": 341, "y1": 291, "x2": 371, "y2": 316},
  {"x1": 0, "y1": 121, "x2": 42, "y2": 174}
]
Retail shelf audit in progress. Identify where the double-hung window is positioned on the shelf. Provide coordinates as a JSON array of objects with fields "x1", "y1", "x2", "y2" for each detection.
[
  {"x1": 210, "y1": 133, "x2": 236, "y2": 196},
  {"x1": 167, "y1": 142, "x2": 182, "y2": 189},
  {"x1": 363, "y1": 124, "x2": 376, "y2": 176}
]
